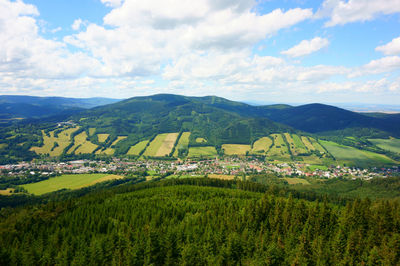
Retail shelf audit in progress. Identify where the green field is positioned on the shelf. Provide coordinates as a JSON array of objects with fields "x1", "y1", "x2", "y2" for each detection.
[
  {"x1": 291, "y1": 134, "x2": 308, "y2": 154},
  {"x1": 156, "y1": 133, "x2": 179, "y2": 156},
  {"x1": 22, "y1": 174, "x2": 124, "y2": 195},
  {"x1": 267, "y1": 134, "x2": 291, "y2": 159},
  {"x1": 301, "y1": 136, "x2": 315, "y2": 151},
  {"x1": 369, "y1": 138, "x2": 400, "y2": 154},
  {"x1": 143, "y1": 133, "x2": 179, "y2": 157},
  {"x1": 222, "y1": 144, "x2": 251, "y2": 155},
  {"x1": 188, "y1": 146, "x2": 218, "y2": 157},
  {"x1": 111, "y1": 136, "x2": 127, "y2": 146},
  {"x1": 96, "y1": 147, "x2": 115, "y2": 155},
  {"x1": 309, "y1": 137, "x2": 326, "y2": 154},
  {"x1": 127, "y1": 140, "x2": 149, "y2": 156},
  {"x1": 88, "y1": 128, "x2": 96, "y2": 136},
  {"x1": 97, "y1": 134, "x2": 109, "y2": 143},
  {"x1": 195, "y1": 137, "x2": 207, "y2": 143},
  {"x1": 320, "y1": 140, "x2": 396, "y2": 167},
  {"x1": 251, "y1": 137, "x2": 272, "y2": 154},
  {"x1": 173, "y1": 132, "x2": 191, "y2": 157},
  {"x1": 68, "y1": 131, "x2": 98, "y2": 154},
  {"x1": 284, "y1": 177, "x2": 310, "y2": 185},
  {"x1": 31, "y1": 127, "x2": 79, "y2": 156}
]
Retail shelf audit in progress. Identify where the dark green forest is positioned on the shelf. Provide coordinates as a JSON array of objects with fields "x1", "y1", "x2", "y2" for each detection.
[{"x1": 0, "y1": 178, "x2": 399, "y2": 265}]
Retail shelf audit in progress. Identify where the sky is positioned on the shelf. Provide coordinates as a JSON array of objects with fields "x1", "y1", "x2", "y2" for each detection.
[{"x1": 1, "y1": 0, "x2": 400, "y2": 104}]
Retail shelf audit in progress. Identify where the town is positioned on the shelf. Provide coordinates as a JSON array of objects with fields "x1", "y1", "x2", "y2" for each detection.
[{"x1": 1, "y1": 156, "x2": 399, "y2": 182}]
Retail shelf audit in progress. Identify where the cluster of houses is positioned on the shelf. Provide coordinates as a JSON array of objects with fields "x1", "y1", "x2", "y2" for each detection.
[{"x1": 1, "y1": 157, "x2": 398, "y2": 180}]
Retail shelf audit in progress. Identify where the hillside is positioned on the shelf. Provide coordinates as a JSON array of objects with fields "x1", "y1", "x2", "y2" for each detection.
[
  {"x1": 0, "y1": 178, "x2": 399, "y2": 265},
  {"x1": 76, "y1": 94, "x2": 292, "y2": 146},
  {"x1": 1, "y1": 94, "x2": 400, "y2": 167}
]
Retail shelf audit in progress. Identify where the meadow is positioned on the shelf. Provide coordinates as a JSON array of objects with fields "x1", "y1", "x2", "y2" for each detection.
[
  {"x1": 283, "y1": 177, "x2": 310, "y2": 185},
  {"x1": 188, "y1": 146, "x2": 217, "y2": 157},
  {"x1": 97, "y1": 134, "x2": 109, "y2": 143},
  {"x1": 222, "y1": 144, "x2": 251, "y2": 155},
  {"x1": 143, "y1": 133, "x2": 179, "y2": 157},
  {"x1": 267, "y1": 133, "x2": 291, "y2": 159},
  {"x1": 127, "y1": 140, "x2": 149, "y2": 156},
  {"x1": 31, "y1": 127, "x2": 79, "y2": 156},
  {"x1": 68, "y1": 132, "x2": 98, "y2": 154},
  {"x1": 301, "y1": 136, "x2": 315, "y2": 151},
  {"x1": 22, "y1": 173, "x2": 124, "y2": 195},
  {"x1": 320, "y1": 140, "x2": 396, "y2": 167},
  {"x1": 369, "y1": 138, "x2": 400, "y2": 154},
  {"x1": 173, "y1": 132, "x2": 191, "y2": 157},
  {"x1": 251, "y1": 137, "x2": 272, "y2": 154}
]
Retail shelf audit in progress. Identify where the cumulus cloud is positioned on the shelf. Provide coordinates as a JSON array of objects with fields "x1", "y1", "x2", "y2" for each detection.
[
  {"x1": 376, "y1": 36, "x2": 400, "y2": 55},
  {"x1": 101, "y1": 0, "x2": 123, "y2": 8},
  {"x1": 64, "y1": 0, "x2": 312, "y2": 77},
  {"x1": 349, "y1": 56, "x2": 400, "y2": 77},
  {"x1": 317, "y1": 0, "x2": 400, "y2": 27},
  {"x1": 281, "y1": 37, "x2": 329, "y2": 57},
  {"x1": 71, "y1": 18, "x2": 83, "y2": 31}
]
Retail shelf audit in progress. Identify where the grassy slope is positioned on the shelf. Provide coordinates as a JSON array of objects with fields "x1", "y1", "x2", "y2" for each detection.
[
  {"x1": 22, "y1": 174, "x2": 123, "y2": 195},
  {"x1": 369, "y1": 138, "x2": 400, "y2": 154},
  {"x1": 143, "y1": 133, "x2": 168, "y2": 156},
  {"x1": 156, "y1": 133, "x2": 179, "y2": 156},
  {"x1": 267, "y1": 134, "x2": 291, "y2": 159},
  {"x1": 127, "y1": 140, "x2": 149, "y2": 156},
  {"x1": 222, "y1": 144, "x2": 251, "y2": 155},
  {"x1": 188, "y1": 146, "x2": 217, "y2": 157},
  {"x1": 320, "y1": 140, "x2": 396, "y2": 167},
  {"x1": 97, "y1": 134, "x2": 109, "y2": 143},
  {"x1": 251, "y1": 137, "x2": 272, "y2": 154},
  {"x1": 173, "y1": 132, "x2": 191, "y2": 157}
]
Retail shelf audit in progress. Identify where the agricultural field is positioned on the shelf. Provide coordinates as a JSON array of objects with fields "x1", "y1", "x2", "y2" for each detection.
[
  {"x1": 188, "y1": 146, "x2": 218, "y2": 157},
  {"x1": 143, "y1": 133, "x2": 179, "y2": 157},
  {"x1": 301, "y1": 136, "x2": 315, "y2": 151},
  {"x1": 22, "y1": 174, "x2": 124, "y2": 195},
  {"x1": 0, "y1": 188, "x2": 15, "y2": 196},
  {"x1": 96, "y1": 147, "x2": 114, "y2": 155},
  {"x1": 222, "y1": 144, "x2": 251, "y2": 155},
  {"x1": 67, "y1": 132, "x2": 98, "y2": 154},
  {"x1": 320, "y1": 140, "x2": 396, "y2": 167},
  {"x1": 127, "y1": 140, "x2": 149, "y2": 156},
  {"x1": 97, "y1": 134, "x2": 109, "y2": 143},
  {"x1": 309, "y1": 137, "x2": 326, "y2": 154},
  {"x1": 251, "y1": 137, "x2": 272, "y2": 154},
  {"x1": 111, "y1": 136, "x2": 127, "y2": 146},
  {"x1": 290, "y1": 134, "x2": 308, "y2": 154},
  {"x1": 196, "y1": 137, "x2": 207, "y2": 143},
  {"x1": 208, "y1": 174, "x2": 236, "y2": 180},
  {"x1": 267, "y1": 134, "x2": 291, "y2": 159},
  {"x1": 173, "y1": 132, "x2": 191, "y2": 157},
  {"x1": 88, "y1": 128, "x2": 96, "y2": 136},
  {"x1": 369, "y1": 138, "x2": 400, "y2": 154},
  {"x1": 284, "y1": 177, "x2": 310, "y2": 185},
  {"x1": 31, "y1": 127, "x2": 79, "y2": 156}
]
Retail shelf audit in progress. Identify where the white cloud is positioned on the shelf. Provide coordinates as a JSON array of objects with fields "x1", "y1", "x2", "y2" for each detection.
[
  {"x1": 376, "y1": 36, "x2": 400, "y2": 55},
  {"x1": 281, "y1": 37, "x2": 329, "y2": 57},
  {"x1": 72, "y1": 18, "x2": 82, "y2": 31},
  {"x1": 65, "y1": 1, "x2": 312, "y2": 78},
  {"x1": 318, "y1": 0, "x2": 400, "y2": 27},
  {"x1": 101, "y1": 0, "x2": 123, "y2": 8},
  {"x1": 349, "y1": 56, "x2": 400, "y2": 77}
]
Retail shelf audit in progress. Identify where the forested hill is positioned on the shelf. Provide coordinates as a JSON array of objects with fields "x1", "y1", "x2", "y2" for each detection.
[
  {"x1": 76, "y1": 94, "x2": 292, "y2": 145},
  {"x1": 0, "y1": 178, "x2": 399, "y2": 265},
  {"x1": 75, "y1": 94, "x2": 400, "y2": 138}
]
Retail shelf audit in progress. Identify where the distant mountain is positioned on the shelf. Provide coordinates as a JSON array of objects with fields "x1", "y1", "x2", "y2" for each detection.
[
  {"x1": 0, "y1": 95, "x2": 121, "y2": 121},
  {"x1": 260, "y1": 103, "x2": 400, "y2": 136}
]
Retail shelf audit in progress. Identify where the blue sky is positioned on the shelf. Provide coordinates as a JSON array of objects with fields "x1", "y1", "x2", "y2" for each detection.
[{"x1": 1, "y1": 0, "x2": 400, "y2": 104}]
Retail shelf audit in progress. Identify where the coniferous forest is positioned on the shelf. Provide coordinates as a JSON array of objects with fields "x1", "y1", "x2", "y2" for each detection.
[{"x1": 0, "y1": 178, "x2": 399, "y2": 265}]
